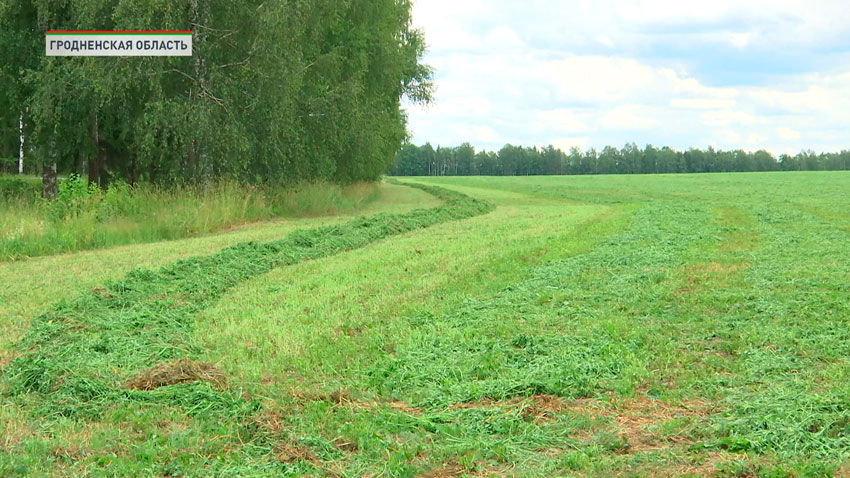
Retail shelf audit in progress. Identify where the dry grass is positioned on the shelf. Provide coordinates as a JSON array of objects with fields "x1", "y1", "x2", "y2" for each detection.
[
  {"x1": 607, "y1": 397, "x2": 711, "y2": 453},
  {"x1": 450, "y1": 394, "x2": 567, "y2": 423},
  {"x1": 122, "y1": 358, "x2": 227, "y2": 390},
  {"x1": 274, "y1": 442, "x2": 317, "y2": 464},
  {"x1": 419, "y1": 464, "x2": 465, "y2": 478}
]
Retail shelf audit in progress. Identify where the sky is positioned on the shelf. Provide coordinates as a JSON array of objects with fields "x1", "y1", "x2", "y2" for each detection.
[{"x1": 404, "y1": 0, "x2": 850, "y2": 155}]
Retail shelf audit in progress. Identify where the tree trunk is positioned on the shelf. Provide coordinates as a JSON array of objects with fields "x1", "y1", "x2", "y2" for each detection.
[
  {"x1": 187, "y1": 142, "x2": 198, "y2": 182},
  {"x1": 87, "y1": 145, "x2": 109, "y2": 188},
  {"x1": 88, "y1": 113, "x2": 109, "y2": 188},
  {"x1": 42, "y1": 163, "x2": 57, "y2": 199},
  {"x1": 98, "y1": 146, "x2": 109, "y2": 188},
  {"x1": 148, "y1": 161, "x2": 158, "y2": 183},
  {"x1": 88, "y1": 151, "x2": 98, "y2": 186},
  {"x1": 89, "y1": 112, "x2": 100, "y2": 186},
  {"x1": 18, "y1": 113, "x2": 24, "y2": 174},
  {"x1": 186, "y1": 0, "x2": 205, "y2": 184},
  {"x1": 1, "y1": 140, "x2": 8, "y2": 173},
  {"x1": 129, "y1": 154, "x2": 138, "y2": 186}
]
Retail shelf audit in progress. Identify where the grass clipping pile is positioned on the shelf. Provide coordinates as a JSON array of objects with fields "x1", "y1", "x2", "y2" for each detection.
[{"x1": 123, "y1": 358, "x2": 226, "y2": 391}]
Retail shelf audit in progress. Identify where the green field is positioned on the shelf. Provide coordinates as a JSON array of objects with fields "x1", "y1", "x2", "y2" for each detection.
[{"x1": 2, "y1": 172, "x2": 849, "y2": 477}]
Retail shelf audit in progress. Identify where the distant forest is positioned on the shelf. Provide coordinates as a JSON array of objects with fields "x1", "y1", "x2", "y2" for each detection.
[{"x1": 391, "y1": 142, "x2": 850, "y2": 176}]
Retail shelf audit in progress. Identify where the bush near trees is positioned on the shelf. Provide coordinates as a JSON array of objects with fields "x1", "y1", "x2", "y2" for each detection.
[
  {"x1": 0, "y1": 0, "x2": 432, "y2": 191},
  {"x1": 391, "y1": 142, "x2": 850, "y2": 176}
]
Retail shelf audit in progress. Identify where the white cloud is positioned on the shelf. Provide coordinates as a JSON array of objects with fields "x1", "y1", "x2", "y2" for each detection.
[
  {"x1": 777, "y1": 127, "x2": 801, "y2": 140},
  {"x1": 717, "y1": 129, "x2": 768, "y2": 146},
  {"x1": 728, "y1": 32, "x2": 752, "y2": 49},
  {"x1": 746, "y1": 133, "x2": 769, "y2": 145},
  {"x1": 550, "y1": 57, "x2": 661, "y2": 104},
  {"x1": 535, "y1": 109, "x2": 590, "y2": 133},
  {"x1": 670, "y1": 98, "x2": 736, "y2": 109},
  {"x1": 700, "y1": 110, "x2": 758, "y2": 127},
  {"x1": 473, "y1": 126, "x2": 499, "y2": 143},
  {"x1": 485, "y1": 26, "x2": 525, "y2": 49},
  {"x1": 599, "y1": 104, "x2": 661, "y2": 131},
  {"x1": 595, "y1": 35, "x2": 615, "y2": 48},
  {"x1": 431, "y1": 95, "x2": 492, "y2": 117}
]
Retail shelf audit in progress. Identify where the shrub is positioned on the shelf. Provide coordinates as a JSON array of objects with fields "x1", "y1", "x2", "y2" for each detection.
[
  {"x1": 48, "y1": 173, "x2": 101, "y2": 221},
  {"x1": 0, "y1": 175, "x2": 39, "y2": 200}
]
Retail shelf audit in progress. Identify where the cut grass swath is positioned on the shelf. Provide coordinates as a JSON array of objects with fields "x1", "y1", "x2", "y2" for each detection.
[{"x1": 3, "y1": 182, "x2": 491, "y2": 420}]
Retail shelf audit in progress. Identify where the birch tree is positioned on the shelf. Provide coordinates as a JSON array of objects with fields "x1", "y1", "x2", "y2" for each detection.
[{"x1": 0, "y1": 0, "x2": 433, "y2": 186}]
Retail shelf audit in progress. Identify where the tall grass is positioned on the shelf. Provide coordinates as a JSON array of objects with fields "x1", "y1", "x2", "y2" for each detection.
[{"x1": 0, "y1": 175, "x2": 382, "y2": 260}]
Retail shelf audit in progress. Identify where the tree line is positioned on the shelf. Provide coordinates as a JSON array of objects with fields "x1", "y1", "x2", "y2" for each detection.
[
  {"x1": 0, "y1": 0, "x2": 432, "y2": 192},
  {"x1": 391, "y1": 142, "x2": 850, "y2": 176}
]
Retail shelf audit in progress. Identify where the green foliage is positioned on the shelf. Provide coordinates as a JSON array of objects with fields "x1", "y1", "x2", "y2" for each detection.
[
  {"x1": 0, "y1": 174, "x2": 39, "y2": 199},
  {"x1": 0, "y1": 0, "x2": 432, "y2": 185},
  {"x1": 0, "y1": 156, "x2": 17, "y2": 170},
  {"x1": 47, "y1": 175, "x2": 143, "y2": 222},
  {"x1": 47, "y1": 173, "x2": 99, "y2": 221}
]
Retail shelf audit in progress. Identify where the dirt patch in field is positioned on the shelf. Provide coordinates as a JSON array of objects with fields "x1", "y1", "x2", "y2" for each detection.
[
  {"x1": 420, "y1": 464, "x2": 465, "y2": 478},
  {"x1": 316, "y1": 389, "x2": 353, "y2": 404},
  {"x1": 122, "y1": 358, "x2": 227, "y2": 390},
  {"x1": 91, "y1": 286, "x2": 113, "y2": 298},
  {"x1": 562, "y1": 416, "x2": 737, "y2": 478},
  {"x1": 418, "y1": 461, "x2": 513, "y2": 478},
  {"x1": 510, "y1": 394, "x2": 567, "y2": 421},
  {"x1": 252, "y1": 410, "x2": 286, "y2": 434},
  {"x1": 375, "y1": 400, "x2": 423, "y2": 414},
  {"x1": 614, "y1": 451, "x2": 738, "y2": 478},
  {"x1": 332, "y1": 437, "x2": 359, "y2": 452},
  {"x1": 275, "y1": 441, "x2": 318, "y2": 464},
  {"x1": 0, "y1": 350, "x2": 17, "y2": 369},
  {"x1": 562, "y1": 396, "x2": 712, "y2": 456},
  {"x1": 299, "y1": 388, "x2": 423, "y2": 415},
  {"x1": 248, "y1": 409, "x2": 319, "y2": 464},
  {"x1": 0, "y1": 417, "x2": 33, "y2": 451},
  {"x1": 689, "y1": 261, "x2": 749, "y2": 274},
  {"x1": 610, "y1": 397, "x2": 710, "y2": 453},
  {"x1": 343, "y1": 398, "x2": 422, "y2": 416},
  {"x1": 674, "y1": 261, "x2": 750, "y2": 297},
  {"x1": 50, "y1": 445, "x2": 86, "y2": 461},
  {"x1": 468, "y1": 469, "x2": 512, "y2": 478}
]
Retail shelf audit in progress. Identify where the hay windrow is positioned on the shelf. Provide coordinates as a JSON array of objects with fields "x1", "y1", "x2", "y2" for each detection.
[
  {"x1": 122, "y1": 358, "x2": 227, "y2": 391},
  {"x1": 3, "y1": 182, "x2": 491, "y2": 419}
]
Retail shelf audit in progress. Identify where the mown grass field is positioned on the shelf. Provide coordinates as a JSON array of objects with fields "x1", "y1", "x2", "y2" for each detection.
[{"x1": 2, "y1": 172, "x2": 849, "y2": 477}]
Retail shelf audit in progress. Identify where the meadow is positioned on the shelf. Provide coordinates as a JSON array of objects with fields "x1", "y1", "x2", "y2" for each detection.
[{"x1": 1, "y1": 172, "x2": 849, "y2": 477}]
